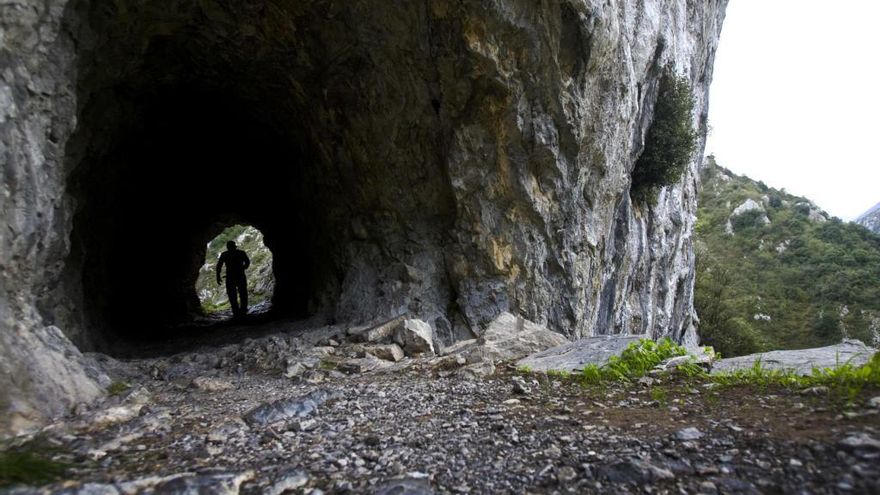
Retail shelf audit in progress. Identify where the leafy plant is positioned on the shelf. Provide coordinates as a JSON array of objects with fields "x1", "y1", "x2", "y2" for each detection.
[{"x1": 631, "y1": 68, "x2": 697, "y2": 203}]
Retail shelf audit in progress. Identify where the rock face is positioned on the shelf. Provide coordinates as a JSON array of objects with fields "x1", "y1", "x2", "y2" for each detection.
[
  {"x1": 516, "y1": 335, "x2": 646, "y2": 373},
  {"x1": 0, "y1": 0, "x2": 727, "y2": 436},
  {"x1": 856, "y1": 202, "x2": 880, "y2": 234},
  {"x1": 711, "y1": 340, "x2": 877, "y2": 376}
]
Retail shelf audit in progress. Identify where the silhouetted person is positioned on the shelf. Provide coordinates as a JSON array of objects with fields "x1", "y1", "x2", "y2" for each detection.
[{"x1": 216, "y1": 241, "x2": 250, "y2": 317}]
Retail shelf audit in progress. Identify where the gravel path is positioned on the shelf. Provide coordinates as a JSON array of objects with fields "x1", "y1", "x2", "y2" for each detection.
[{"x1": 3, "y1": 327, "x2": 880, "y2": 494}]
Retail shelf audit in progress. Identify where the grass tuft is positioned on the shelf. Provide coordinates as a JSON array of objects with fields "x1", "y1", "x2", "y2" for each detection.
[{"x1": 0, "y1": 450, "x2": 67, "y2": 487}]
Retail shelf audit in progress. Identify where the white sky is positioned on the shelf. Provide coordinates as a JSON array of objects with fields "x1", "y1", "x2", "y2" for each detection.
[{"x1": 705, "y1": 0, "x2": 880, "y2": 221}]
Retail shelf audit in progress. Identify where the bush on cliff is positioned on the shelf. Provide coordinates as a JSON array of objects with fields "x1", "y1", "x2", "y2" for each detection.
[{"x1": 631, "y1": 68, "x2": 697, "y2": 203}]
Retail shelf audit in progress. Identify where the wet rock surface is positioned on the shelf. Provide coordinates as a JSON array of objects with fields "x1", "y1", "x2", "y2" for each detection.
[{"x1": 3, "y1": 327, "x2": 879, "y2": 494}]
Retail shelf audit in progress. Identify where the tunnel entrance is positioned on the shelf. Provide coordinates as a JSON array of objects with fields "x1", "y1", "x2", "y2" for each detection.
[
  {"x1": 196, "y1": 224, "x2": 275, "y2": 318},
  {"x1": 54, "y1": 0, "x2": 459, "y2": 355},
  {"x1": 66, "y1": 88, "x2": 322, "y2": 350}
]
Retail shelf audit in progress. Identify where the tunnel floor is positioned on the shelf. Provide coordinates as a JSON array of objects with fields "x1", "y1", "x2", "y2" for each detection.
[{"x1": 115, "y1": 310, "x2": 326, "y2": 359}]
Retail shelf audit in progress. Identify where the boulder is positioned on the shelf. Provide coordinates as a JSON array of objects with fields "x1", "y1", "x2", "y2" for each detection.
[
  {"x1": 516, "y1": 335, "x2": 645, "y2": 372},
  {"x1": 339, "y1": 355, "x2": 392, "y2": 374},
  {"x1": 711, "y1": 339, "x2": 877, "y2": 376},
  {"x1": 348, "y1": 315, "x2": 406, "y2": 343},
  {"x1": 394, "y1": 319, "x2": 435, "y2": 355},
  {"x1": 364, "y1": 344, "x2": 405, "y2": 362},
  {"x1": 461, "y1": 313, "x2": 569, "y2": 364}
]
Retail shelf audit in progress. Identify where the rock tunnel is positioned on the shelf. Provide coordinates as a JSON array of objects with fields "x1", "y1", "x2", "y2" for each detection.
[{"x1": 58, "y1": 0, "x2": 459, "y2": 352}]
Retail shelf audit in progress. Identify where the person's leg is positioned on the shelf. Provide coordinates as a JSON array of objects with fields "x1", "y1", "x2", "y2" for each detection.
[
  {"x1": 226, "y1": 280, "x2": 240, "y2": 316},
  {"x1": 237, "y1": 278, "x2": 248, "y2": 315}
]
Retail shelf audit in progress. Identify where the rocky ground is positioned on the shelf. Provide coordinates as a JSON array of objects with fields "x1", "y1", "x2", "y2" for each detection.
[{"x1": 2, "y1": 317, "x2": 879, "y2": 495}]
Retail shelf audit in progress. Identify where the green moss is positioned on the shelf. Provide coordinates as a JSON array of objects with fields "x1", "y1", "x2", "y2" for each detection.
[
  {"x1": 631, "y1": 68, "x2": 697, "y2": 204},
  {"x1": 106, "y1": 380, "x2": 130, "y2": 396},
  {"x1": 0, "y1": 450, "x2": 67, "y2": 487}
]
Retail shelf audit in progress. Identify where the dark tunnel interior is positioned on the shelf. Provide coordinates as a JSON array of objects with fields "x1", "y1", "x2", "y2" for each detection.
[
  {"x1": 54, "y1": 0, "x2": 461, "y2": 354},
  {"x1": 67, "y1": 87, "x2": 328, "y2": 348}
]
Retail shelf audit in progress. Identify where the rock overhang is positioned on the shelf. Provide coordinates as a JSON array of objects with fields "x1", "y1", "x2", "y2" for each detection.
[{"x1": 0, "y1": 0, "x2": 728, "y2": 436}]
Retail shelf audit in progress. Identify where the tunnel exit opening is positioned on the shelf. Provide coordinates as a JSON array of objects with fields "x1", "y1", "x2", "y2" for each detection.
[{"x1": 196, "y1": 224, "x2": 275, "y2": 319}]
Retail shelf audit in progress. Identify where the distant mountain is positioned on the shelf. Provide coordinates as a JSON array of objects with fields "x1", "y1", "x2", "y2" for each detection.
[
  {"x1": 694, "y1": 156, "x2": 880, "y2": 357},
  {"x1": 856, "y1": 202, "x2": 880, "y2": 234}
]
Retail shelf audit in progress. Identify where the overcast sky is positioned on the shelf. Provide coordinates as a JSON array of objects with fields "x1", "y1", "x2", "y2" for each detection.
[{"x1": 704, "y1": 0, "x2": 880, "y2": 221}]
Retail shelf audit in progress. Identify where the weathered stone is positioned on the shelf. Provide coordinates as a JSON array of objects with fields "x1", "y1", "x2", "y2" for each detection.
[
  {"x1": 675, "y1": 427, "x2": 704, "y2": 441},
  {"x1": 339, "y1": 355, "x2": 391, "y2": 374},
  {"x1": 711, "y1": 340, "x2": 877, "y2": 376},
  {"x1": 599, "y1": 459, "x2": 674, "y2": 484},
  {"x1": 89, "y1": 404, "x2": 144, "y2": 429},
  {"x1": 364, "y1": 344, "x2": 405, "y2": 362},
  {"x1": 374, "y1": 477, "x2": 434, "y2": 495},
  {"x1": 462, "y1": 313, "x2": 570, "y2": 365},
  {"x1": 266, "y1": 470, "x2": 309, "y2": 495},
  {"x1": 839, "y1": 433, "x2": 880, "y2": 452},
  {"x1": 394, "y1": 319, "x2": 435, "y2": 355},
  {"x1": 191, "y1": 376, "x2": 233, "y2": 392},
  {"x1": 150, "y1": 471, "x2": 254, "y2": 495},
  {"x1": 243, "y1": 389, "x2": 338, "y2": 427},
  {"x1": 284, "y1": 361, "x2": 307, "y2": 379},
  {"x1": 516, "y1": 335, "x2": 645, "y2": 372},
  {"x1": 348, "y1": 315, "x2": 406, "y2": 344}
]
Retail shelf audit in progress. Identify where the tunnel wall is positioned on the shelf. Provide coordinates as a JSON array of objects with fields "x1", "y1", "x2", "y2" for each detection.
[{"x1": 0, "y1": 0, "x2": 728, "y2": 436}]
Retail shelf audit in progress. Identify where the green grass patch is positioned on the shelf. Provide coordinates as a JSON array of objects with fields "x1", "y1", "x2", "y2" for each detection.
[
  {"x1": 712, "y1": 352, "x2": 880, "y2": 403},
  {"x1": 0, "y1": 450, "x2": 67, "y2": 487},
  {"x1": 578, "y1": 338, "x2": 691, "y2": 385}
]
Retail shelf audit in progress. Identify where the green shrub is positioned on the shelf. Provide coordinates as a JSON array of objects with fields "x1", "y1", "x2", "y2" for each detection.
[
  {"x1": 578, "y1": 338, "x2": 690, "y2": 385},
  {"x1": 631, "y1": 68, "x2": 697, "y2": 203}
]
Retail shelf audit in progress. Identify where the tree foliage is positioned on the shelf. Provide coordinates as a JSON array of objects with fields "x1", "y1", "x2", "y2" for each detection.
[
  {"x1": 631, "y1": 68, "x2": 697, "y2": 203},
  {"x1": 694, "y1": 157, "x2": 880, "y2": 356}
]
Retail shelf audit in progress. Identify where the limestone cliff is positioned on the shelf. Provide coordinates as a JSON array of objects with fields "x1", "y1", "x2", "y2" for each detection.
[
  {"x1": 856, "y1": 202, "x2": 880, "y2": 235},
  {"x1": 0, "y1": 0, "x2": 727, "y2": 436}
]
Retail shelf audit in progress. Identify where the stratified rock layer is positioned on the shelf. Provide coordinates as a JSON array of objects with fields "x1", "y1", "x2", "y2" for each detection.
[{"x1": 0, "y1": 0, "x2": 727, "y2": 436}]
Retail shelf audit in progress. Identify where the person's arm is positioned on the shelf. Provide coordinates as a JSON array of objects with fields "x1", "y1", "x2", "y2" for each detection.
[
  {"x1": 243, "y1": 252, "x2": 250, "y2": 271},
  {"x1": 216, "y1": 253, "x2": 225, "y2": 285}
]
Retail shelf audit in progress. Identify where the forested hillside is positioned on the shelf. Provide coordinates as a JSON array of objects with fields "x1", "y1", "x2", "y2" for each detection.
[{"x1": 695, "y1": 157, "x2": 880, "y2": 356}]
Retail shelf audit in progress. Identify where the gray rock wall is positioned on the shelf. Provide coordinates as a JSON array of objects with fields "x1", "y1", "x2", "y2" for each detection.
[{"x1": 0, "y1": 0, "x2": 727, "y2": 437}]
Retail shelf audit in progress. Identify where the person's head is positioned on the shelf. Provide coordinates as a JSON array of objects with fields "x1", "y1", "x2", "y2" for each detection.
[{"x1": 226, "y1": 241, "x2": 236, "y2": 251}]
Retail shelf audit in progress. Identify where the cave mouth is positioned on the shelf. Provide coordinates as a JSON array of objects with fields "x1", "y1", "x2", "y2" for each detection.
[
  {"x1": 53, "y1": 0, "x2": 459, "y2": 355},
  {"x1": 196, "y1": 224, "x2": 276, "y2": 319},
  {"x1": 63, "y1": 85, "x2": 334, "y2": 353}
]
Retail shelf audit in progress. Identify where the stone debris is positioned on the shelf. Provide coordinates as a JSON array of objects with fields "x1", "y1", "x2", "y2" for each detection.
[
  {"x1": 265, "y1": 469, "x2": 309, "y2": 495},
  {"x1": 191, "y1": 376, "x2": 234, "y2": 392},
  {"x1": 364, "y1": 343, "x2": 405, "y2": 362},
  {"x1": 675, "y1": 427, "x2": 705, "y2": 441},
  {"x1": 348, "y1": 315, "x2": 406, "y2": 344},
  {"x1": 339, "y1": 355, "x2": 391, "y2": 374},
  {"x1": 459, "y1": 312, "x2": 570, "y2": 365},
  {"x1": 243, "y1": 389, "x2": 339, "y2": 427},
  {"x1": 394, "y1": 319, "x2": 435, "y2": 355},
  {"x1": 374, "y1": 477, "x2": 434, "y2": 495}
]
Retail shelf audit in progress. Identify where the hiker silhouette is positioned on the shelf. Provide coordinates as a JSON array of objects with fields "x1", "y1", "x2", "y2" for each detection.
[{"x1": 216, "y1": 240, "x2": 250, "y2": 317}]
